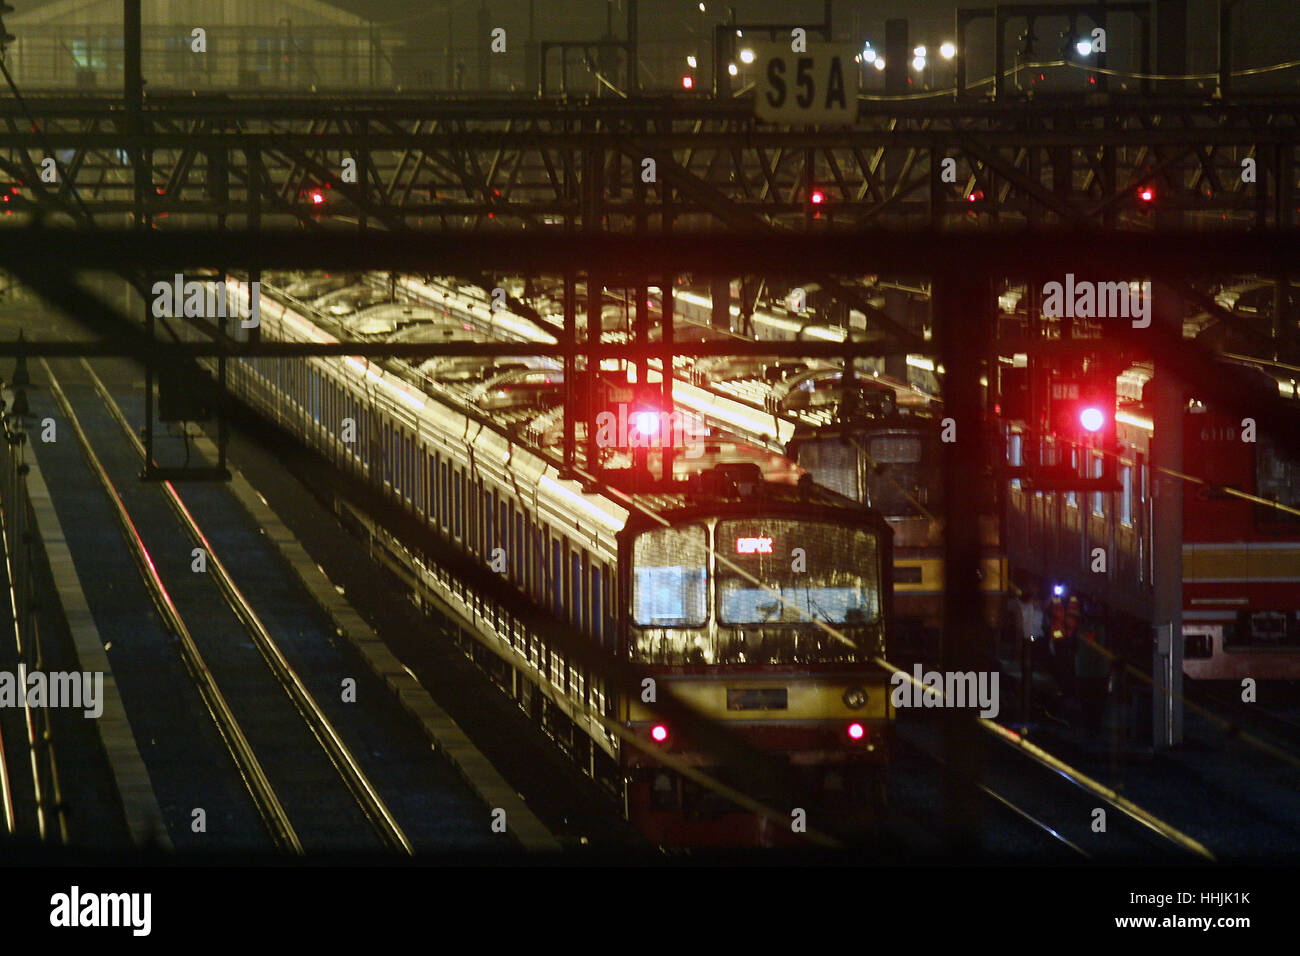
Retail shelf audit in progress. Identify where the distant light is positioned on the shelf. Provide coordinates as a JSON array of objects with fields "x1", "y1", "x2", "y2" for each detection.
[
  {"x1": 686, "y1": 54, "x2": 697, "y2": 68},
  {"x1": 809, "y1": 188, "x2": 826, "y2": 205},
  {"x1": 1138, "y1": 185, "x2": 1155, "y2": 202},
  {"x1": 847, "y1": 722, "x2": 865, "y2": 741},
  {"x1": 698, "y1": 2, "x2": 705, "y2": 11},
  {"x1": 1080, "y1": 406, "x2": 1106, "y2": 432},
  {"x1": 651, "y1": 724, "x2": 669, "y2": 743},
  {"x1": 940, "y1": 41, "x2": 956, "y2": 60},
  {"x1": 911, "y1": 55, "x2": 926, "y2": 72},
  {"x1": 1053, "y1": 584, "x2": 1065, "y2": 597},
  {"x1": 682, "y1": 75, "x2": 694, "y2": 89},
  {"x1": 736, "y1": 29, "x2": 743, "y2": 37},
  {"x1": 913, "y1": 45, "x2": 926, "y2": 57},
  {"x1": 309, "y1": 190, "x2": 324, "y2": 205},
  {"x1": 873, "y1": 58, "x2": 886, "y2": 71},
  {"x1": 862, "y1": 48, "x2": 877, "y2": 64},
  {"x1": 1075, "y1": 38, "x2": 1093, "y2": 56},
  {"x1": 728, "y1": 62, "x2": 738, "y2": 76},
  {"x1": 739, "y1": 48, "x2": 755, "y2": 64}
]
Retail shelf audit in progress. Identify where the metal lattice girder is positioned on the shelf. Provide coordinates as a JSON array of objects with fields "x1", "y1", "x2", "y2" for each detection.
[{"x1": 0, "y1": 95, "x2": 1295, "y2": 231}]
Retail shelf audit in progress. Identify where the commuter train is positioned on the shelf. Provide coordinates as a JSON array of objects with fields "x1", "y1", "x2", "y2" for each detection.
[
  {"x1": 1004, "y1": 363, "x2": 1300, "y2": 680},
  {"x1": 195, "y1": 275, "x2": 897, "y2": 845},
  {"x1": 784, "y1": 379, "x2": 1006, "y2": 660},
  {"x1": 376, "y1": 271, "x2": 1300, "y2": 682}
]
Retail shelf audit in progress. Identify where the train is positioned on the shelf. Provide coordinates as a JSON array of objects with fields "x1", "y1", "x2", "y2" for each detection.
[
  {"x1": 783, "y1": 377, "x2": 1007, "y2": 660},
  {"x1": 185, "y1": 273, "x2": 897, "y2": 846},
  {"x1": 1004, "y1": 360, "x2": 1300, "y2": 680}
]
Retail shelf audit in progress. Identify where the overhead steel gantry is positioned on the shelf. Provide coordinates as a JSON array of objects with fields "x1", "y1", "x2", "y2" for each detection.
[{"x1": 0, "y1": 93, "x2": 1296, "y2": 234}]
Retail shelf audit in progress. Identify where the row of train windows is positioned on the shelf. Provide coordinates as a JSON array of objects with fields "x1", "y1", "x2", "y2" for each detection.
[
  {"x1": 1009, "y1": 435, "x2": 1142, "y2": 526},
  {"x1": 264, "y1": 359, "x2": 617, "y2": 647}
]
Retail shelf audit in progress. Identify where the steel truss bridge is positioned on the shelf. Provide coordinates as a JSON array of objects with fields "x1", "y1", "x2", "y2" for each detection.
[{"x1": 1, "y1": 93, "x2": 1297, "y2": 235}]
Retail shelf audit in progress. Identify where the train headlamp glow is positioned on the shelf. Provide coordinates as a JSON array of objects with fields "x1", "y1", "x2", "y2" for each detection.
[{"x1": 843, "y1": 686, "x2": 868, "y2": 710}]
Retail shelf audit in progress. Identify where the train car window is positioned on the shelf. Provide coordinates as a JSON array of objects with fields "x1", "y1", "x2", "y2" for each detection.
[
  {"x1": 1120, "y1": 465, "x2": 1134, "y2": 525},
  {"x1": 716, "y1": 519, "x2": 881, "y2": 627},
  {"x1": 439, "y1": 459, "x2": 449, "y2": 529},
  {"x1": 581, "y1": 556, "x2": 592, "y2": 637},
  {"x1": 1255, "y1": 436, "x2": 1300, "y2": 525},
  {"x1": 1226, "y1": 610, "x2": 1300, "y2": 649},
  {"x1": 1091, "y1": 454, "x2": 1105, "y2": 516},
  {"x1": 394, "y1": 431, "x2": 402, "y2": 496},
  {"x1": 515, "y1": 511, "x2": 525, "y2": 585},
  {"x1": 1009, "y1": 433, "x2": 1023, "y2": 491},
  {"x1": 501, "y1": 500, "x2": 512, "y2": 578},
  {"x1": 534, "y1": 523, "x2": 546, "y2": 602},
  {"x1": 631, "y1": 525, "x2": 708, "y2": 628},
  {"x1": 572, "y1": 550, "x2": 583, "y2": 630},
  {"x1": 465, "y1": 479, "x2": 476, "y2": 555},
  {"x1": 453, "y1": 470, "x2": 463, "y2": 540},
  {"x1": 552, "y1": 538, "x2": 564, "y2": 616},
  {"x1": 591, "y1": 563, "x2": 604, "y2": 645}
]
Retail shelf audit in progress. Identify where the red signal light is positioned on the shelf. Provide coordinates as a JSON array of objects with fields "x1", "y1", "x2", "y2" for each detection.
[
  {"x1": 1079, "y1": 406, "x2": 1106, "y2": 433},
  {"x1": 809, "y1": 188, "x2": 826, "y2": 205},
  {"x1": 682, "y1": 75, "x2": 694, "y2": 89},
  {"x1": 651, "y1": 724, "x2": 669, "y2": 743},
  {"x1": 310, "y1": 190, "x2": 325, "y2": 205},
  {"x1": 632, "y1": 410, "x2": 660, "y2": 436},
  {"x1": 847, "y1": 722, "x2": 865, "y2": 740},
  {"x1": 1138, "y1": 186, "x2": 1155, "y2": 202}
]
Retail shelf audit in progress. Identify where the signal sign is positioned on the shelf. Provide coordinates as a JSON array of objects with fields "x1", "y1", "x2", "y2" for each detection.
[{"x1": 755, "y1": 44, "x2": 859, "y2": 125}]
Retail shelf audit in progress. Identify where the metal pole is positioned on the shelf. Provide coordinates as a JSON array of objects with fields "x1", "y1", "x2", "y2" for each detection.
[{"x1": 934, "y1": 271, "x2": 989, "y2": 855}]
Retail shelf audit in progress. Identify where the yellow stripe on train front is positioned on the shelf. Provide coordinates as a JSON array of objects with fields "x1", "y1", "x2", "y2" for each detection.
[{"x1": 894, "y1": 557, "x2": 1006, "y2": 592}]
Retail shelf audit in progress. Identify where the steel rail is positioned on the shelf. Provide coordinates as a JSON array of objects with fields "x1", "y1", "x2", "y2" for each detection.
[
  {"x1": 79, "y1": 359, "x2": 414, "y2": 856},
  {"x1": 40, "y1": 359, "x2": 303, "y2": 853}
]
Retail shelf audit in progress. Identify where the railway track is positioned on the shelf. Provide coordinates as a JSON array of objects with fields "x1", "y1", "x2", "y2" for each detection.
[
  {"x1": 894, "y1": 715, "x2": 1213, "y2": 862},
  {"x1": 36, "y1": 355, "x2": 496, "y2": 853}
]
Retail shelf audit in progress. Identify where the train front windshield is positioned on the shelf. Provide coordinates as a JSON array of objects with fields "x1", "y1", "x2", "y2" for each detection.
[
  {"x1": 863, "y1": 431, "x2": 939, "y2": 517},
  {"x1": 630, "y1": 519, "x2": 884, "y2": 665},
  {"x1": 715, "y1": 520, "x2": 880, "y2": 626}
]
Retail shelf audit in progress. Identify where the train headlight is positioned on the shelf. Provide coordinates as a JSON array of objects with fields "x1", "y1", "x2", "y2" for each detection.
[{"x1": 843, "y1": 686, "x2": 868, "y2": 709}]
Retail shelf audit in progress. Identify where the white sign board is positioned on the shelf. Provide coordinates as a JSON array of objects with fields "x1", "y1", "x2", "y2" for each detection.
[{"x1": 754, "y1": 43, "x2": 858, "y2": 125}]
